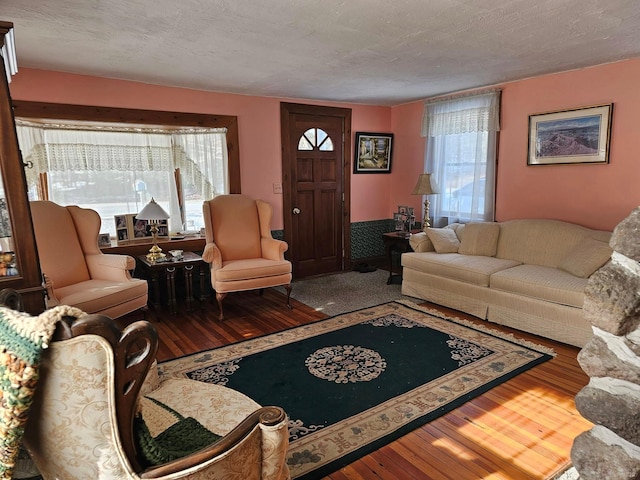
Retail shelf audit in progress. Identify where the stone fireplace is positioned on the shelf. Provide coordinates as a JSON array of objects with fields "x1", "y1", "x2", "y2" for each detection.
[{"x1": 571, "y1": 207, "x2": 640, "y2": 479}]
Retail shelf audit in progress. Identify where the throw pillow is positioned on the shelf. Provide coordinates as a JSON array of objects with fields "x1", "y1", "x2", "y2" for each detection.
[
  {"x1": 425, "y1": 228, "x2": 460, "y2": 253},
  {"x1": 558, "y1": 238, "x2": 612, "y2": 278},
  {"x1": 458, "y1": 222, "x2": 500, "y2": 257},
  {"x1": 135, "y1": 396, "x2": 221, "y2": 468},
  {"x1": 0, "y1": 304, "x2": 84, "y2": 480}
]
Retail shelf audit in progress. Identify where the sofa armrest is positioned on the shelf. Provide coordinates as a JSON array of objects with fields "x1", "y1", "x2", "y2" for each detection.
[
  {"x1": 261, "y1": 237, "x2": 288, "y2": 261},
  {"x1": 85, "y1": 254, "x2": 136, "y2": 281},
  {"x1": 202, "y1": 242, "x2": 222, "y2": 268},
  {"x1": 409, "y1": 232, "x2": 435, "y2": 252}
]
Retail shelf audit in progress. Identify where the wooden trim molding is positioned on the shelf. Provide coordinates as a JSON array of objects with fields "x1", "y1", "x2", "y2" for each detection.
[
  {"x1": 0, "y1": 21, "x2": 13, "y2": 48},
  {"x1": 11, "y1": 101, "x2": 241, "y2": 193}
]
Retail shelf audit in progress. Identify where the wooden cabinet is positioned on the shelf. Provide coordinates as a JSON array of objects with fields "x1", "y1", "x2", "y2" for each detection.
[{"x1": 0, "y1": 23, "x2": 46, "y2": 314}]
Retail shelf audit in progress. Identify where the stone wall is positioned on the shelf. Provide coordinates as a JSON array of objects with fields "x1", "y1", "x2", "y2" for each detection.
[{"x1": 571, "y1": 207, "x2": 640, "y2": 480}]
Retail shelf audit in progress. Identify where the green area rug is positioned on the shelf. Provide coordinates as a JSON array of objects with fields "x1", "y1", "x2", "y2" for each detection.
[{"x1": 159, "y1": 300, "x2": 554, "y2": 479}]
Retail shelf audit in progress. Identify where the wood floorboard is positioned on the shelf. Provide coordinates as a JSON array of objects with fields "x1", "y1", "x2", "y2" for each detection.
[{"x1": 121, "y1": 287, "x2": 590, "y2": 480}]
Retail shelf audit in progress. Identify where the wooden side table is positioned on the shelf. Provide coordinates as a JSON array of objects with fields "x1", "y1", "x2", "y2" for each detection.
[
  {"x1": 381, "y1": 231, "x2": 416, "y2": 285},
  {"x1": 137, "y1": 251, "x2": 207, "y2": 314}
]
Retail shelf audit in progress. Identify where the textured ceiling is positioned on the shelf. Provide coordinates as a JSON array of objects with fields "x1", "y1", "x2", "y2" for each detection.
[{"x1": 2, "y1": 0, "x2": 640, "y2": 106}]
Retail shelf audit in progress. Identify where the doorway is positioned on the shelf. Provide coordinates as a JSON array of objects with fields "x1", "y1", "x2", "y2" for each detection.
[{"x1": 280, "y1": 103, "x2": 352, "y2": 279}]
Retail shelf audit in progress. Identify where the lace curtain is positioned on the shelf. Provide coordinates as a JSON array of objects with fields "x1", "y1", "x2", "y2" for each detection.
[
  {"x1": 421, "y1": 90, "x2": 501, "y2": 137},
  {"x1": 16, "y1": 121, "x2": 228, "y2": 232},
  {"x1": 422, "y1": 90, "x2": 501, "y2": 226}
]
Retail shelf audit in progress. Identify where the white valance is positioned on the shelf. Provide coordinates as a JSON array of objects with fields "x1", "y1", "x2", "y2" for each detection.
[
  {"x1": 15, "y1": 120, "x2": 228, "y2": 201},
  {"x1": 421, "y1": 90, "x2": 501, "y2": 137}
]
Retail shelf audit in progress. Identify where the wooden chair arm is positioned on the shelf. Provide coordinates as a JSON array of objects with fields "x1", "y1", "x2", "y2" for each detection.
[
  {"x1": 139, "y1": 406, "x2": 287, "y2": 478},
  {"x1": 52, "y1": 315, "x2": 159, "y2": 473}
]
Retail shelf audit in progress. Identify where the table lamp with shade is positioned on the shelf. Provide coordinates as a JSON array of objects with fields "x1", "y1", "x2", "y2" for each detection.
[
  {"x1": 136, "y1": 197, "x2": 170, "y2": 262},
  {"x1": 411, "y1": 173, "x2": 439, "y2": 231}
]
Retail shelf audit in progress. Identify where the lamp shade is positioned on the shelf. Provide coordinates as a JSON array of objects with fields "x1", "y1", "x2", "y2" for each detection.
[
  {"x1": 411, "y1": 173, "x2": 439, "y2": 196},
  {"x1": 136, "y1": 197, "x2": 169, "y2": 221}
]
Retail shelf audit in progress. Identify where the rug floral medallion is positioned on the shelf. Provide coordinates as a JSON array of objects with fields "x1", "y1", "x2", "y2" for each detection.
[{"x1": 159, "y1": 300, "x2": 554, "y2": 479}]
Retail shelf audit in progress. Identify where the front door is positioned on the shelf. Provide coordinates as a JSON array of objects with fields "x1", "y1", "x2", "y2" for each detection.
[{"x1": 280, "y1": 103, "x2": 352, "y2": 279}]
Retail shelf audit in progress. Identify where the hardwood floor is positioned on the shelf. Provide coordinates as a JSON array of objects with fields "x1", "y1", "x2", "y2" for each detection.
[{"x1": 124, "y1": 287, "x2": 591, "y2": 480}]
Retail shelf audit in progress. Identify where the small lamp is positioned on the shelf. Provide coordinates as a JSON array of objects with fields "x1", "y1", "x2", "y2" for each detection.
[
  {"x1": 136, "y1": 197, "x2": 170, "y2": 262},
  {"x1": 411, "y1": 173, "x2": 439, "y2": 230}
]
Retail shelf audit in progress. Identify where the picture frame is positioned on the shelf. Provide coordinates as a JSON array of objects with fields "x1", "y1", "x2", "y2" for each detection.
[
  {"x1": 393, "y1": 206, "x2": 415, "y2": 234},
  {"x1": 114, "y1": 213, "x2": 169, "y2": 245},
  {"x1": 354, "y1": 132, "x2": 393, "y2": 173},
  {"x1": 393, "y1": 213, "x2": 405, "y2": 231},
  {"x1": 527, "y1": 104, "x2": 613, "y2": 166},
  {"x1": 98, "y1": 233, "x2": 111, "y2": 248}
]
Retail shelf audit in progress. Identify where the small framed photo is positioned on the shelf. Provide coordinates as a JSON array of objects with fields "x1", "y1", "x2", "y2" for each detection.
[
  {"x1": 528, "y1": 104, "x2": 613, "y2": 165},
  {"x1": 115, "y1": 215, "x2": 127, "y2": 229},
  {"x1": 354, "y1": 132, "x2": 393, "y2": 173},
  {"x1": 133, "y1": 217, "x2": 149, "y2": 238},
  {"x1": 98, "y1": 233, "x2": 111, "y2": 248},
  {"x1": 393, "y1": 213, "x2": 405, "y2": 231}
]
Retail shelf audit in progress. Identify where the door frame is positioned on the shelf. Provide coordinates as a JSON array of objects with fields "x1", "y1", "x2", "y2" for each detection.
[{"x1": 280, "y1": 102, "x2": 352, "y2": 276}]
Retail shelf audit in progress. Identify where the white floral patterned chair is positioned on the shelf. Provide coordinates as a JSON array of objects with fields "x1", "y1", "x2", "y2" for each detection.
[{"x1": 12, "y1": 294, "x2": 290, "y2": 479}]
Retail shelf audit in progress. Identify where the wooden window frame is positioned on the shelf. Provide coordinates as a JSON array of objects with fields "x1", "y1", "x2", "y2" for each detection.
[{"x1": 11, "y1": 101, "x2": 241, "y2": 194}]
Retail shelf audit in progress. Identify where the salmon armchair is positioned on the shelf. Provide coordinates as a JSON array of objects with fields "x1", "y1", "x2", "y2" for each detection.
[
  {"x1": 202, "y1": 195, "x2": 292, "y2": 320},
  {"x1": 0, "y1": 289, "x2": 290, "y2": 480},
  {"x1": 30, "y1": 200, "x2": 148, "y2": 318}
]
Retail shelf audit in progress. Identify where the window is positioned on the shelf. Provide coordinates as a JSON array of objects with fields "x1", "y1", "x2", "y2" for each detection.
[
  {"x1": 298, "y1": 128, "x2": 334, "y2": 151},
  {"x1": 16, "y1": 121, "x2": 228, "y2": 236},
  {"x1": 422, "y1": 91, "x2": 500, "y2": 226},
  {"x1": 12, "y1": 101, "x2": 240, "y2": 238}
]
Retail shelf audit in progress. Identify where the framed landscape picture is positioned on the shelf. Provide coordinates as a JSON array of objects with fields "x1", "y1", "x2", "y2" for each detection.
[
  {"x1": 354, "y1": 132, "x2": 393, "y2": 173},
  {"x1": 527, "y1": 104, "x2": 613, "y2": 165}
]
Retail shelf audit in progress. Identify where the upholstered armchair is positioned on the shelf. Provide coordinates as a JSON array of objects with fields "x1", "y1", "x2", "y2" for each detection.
[
  {"x1": 202, "y1": 195, "x2": 292, "y2": 320},
  {"x1": 0, "y1": 289, "x2": 290, "y2": 480},
  {"x1": 30, "y1": 200, "x2": 148, "y2": 318}
]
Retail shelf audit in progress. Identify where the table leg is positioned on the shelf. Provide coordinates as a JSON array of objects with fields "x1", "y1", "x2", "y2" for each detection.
[
  {"x1": 184, "y1": 264, "x2": 194, "y2": 311},
  {"x1": 149, "y1": 272, "x2": 162, "y2": 309},
  {"x1": 166, "y1": 266, "x2": 177, "y2": 314},
  {"x1": 386, "y1": 244, "x2": 394, "y2": 285},
  {"x1": 198, "y1": 263, "x2": 208, "y2": 303}
]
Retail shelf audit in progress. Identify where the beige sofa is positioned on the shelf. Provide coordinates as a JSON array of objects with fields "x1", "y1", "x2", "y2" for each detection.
[{"x1": 401, "y1": 219, "x2": 612, "y2": 347}]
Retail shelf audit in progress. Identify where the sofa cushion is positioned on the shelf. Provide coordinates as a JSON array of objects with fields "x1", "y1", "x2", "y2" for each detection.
[
  {"x1": 215, "y1": 258, "x2": 292, "y2": 282},
  {"x1": 425, "y1": 228, "x2": 460, "y2": 253},
  {"x1": 495, "y1": 218, "x2": 611, "y2": 267},
  {"x1": 402, "y1": 252, "x2": 521, "y2": 287},
  {"x1": 558, "y1": 238, "x2": 612, "y2": 278},
  {"x1": 55, "y1": 279, "x2": 149, "y2": 314},
  {"x1": 490, "y1": 264, "x2": 587, "y2": 308},
  {"x1": 458, "y1": 222, "x2": 500, "y2": 256}
]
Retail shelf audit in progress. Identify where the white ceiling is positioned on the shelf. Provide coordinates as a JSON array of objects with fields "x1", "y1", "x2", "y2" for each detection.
[{"x1": 2, "y1": 0, "x2": 640, "y2": 106}]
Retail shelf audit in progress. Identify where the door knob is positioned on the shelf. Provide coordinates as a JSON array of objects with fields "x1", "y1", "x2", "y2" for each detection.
[{"x1": 293, "y1": 207, "x2": 301, "y2": 215}]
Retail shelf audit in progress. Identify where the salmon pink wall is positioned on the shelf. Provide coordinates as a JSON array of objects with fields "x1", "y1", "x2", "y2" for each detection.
[
  {"x1": 9, "y1": 69, "x2": 391, "y2": 228},
  {"x1": 386, "y1": 58, "x2": 640, "y2": 232},
  {"x1": 496, "y1": 59, "x2": 640, "y2": 231},
  {"x1": 11, "y1": 59, "x2": 640, "y2": 233},
  {"x1": 349, "y1": 105, "x2": 392, "y2": 222},
  {"x1": 390, "y1": 101, "x2": 426, "y2": 224}
]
